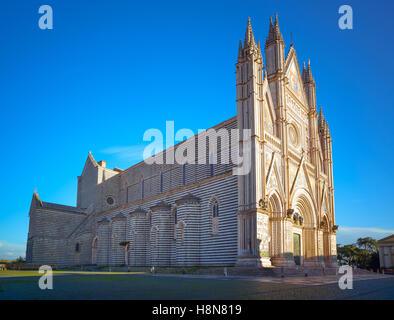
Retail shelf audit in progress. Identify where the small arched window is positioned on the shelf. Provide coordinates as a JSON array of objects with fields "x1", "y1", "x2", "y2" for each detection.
[
  {"x1": 173, "y1": 207, "x2": 178, "y2": 240},
  {"x1": 151, "y1": 226, "x2": 158, "y2": 248},
  {"x1": 177, "y1": 221, "x2": 185, "y2": 242},
  {"x1": 209, "y1": 152, "x2": 214, "y2": 177},
  {"x1": 183, "y1": 164, "x2": 186, "y2": 185},
  {"x1": 211, "y1": 199, "x2": 219, "y2": 235},
  {"x1": 212, "y1": 199, "x2": 219, "y2": 218},
  {"x1": 75, "y1": 243, "x2": 80, "y2": 252}
]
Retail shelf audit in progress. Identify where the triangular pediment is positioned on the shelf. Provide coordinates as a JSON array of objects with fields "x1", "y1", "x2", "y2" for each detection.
[
  {"x1": 285, "y1": 48, "x2": 308, "y2": 106},
  {"x1": 319, "y1": 183, "x2": 331, "y2": 217},
  {"x1": 321, "y1": 193, "x2": 329, "y2": 216},
  {"x1": 266, "y1": 157, "x2": 284, "y2": 197},
  {"x1": 378, "y1": 235, "x2": 394, "y2": 244},
  {"x1": 262, "y1": 77, "x2": 277, "y2": 136},
  {"x1": 80, "y1": 152, "x2": 98, "y2": 177},
  {"x1": 290, "y1": 157, "x2": 316, "y2": 209}
]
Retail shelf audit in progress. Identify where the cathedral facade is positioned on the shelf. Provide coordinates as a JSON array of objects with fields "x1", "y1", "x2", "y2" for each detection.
[{"x1": 26, "y1": 16, "x2": 337, "y2": 268}]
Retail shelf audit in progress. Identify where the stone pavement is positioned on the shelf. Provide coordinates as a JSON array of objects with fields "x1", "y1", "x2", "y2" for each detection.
[{"x1": 0, "y1": 270, "x2": 393, "y2": 300}]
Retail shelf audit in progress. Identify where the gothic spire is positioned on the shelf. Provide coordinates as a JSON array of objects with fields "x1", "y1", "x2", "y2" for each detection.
[
  {"x1": 325, "y1": 121, "x2": 331, "y2": 137},
  {"x1": 319, "y1": 106, "x2": 326, "y2": 130},
  {"x1": 266, "y1": 13, "x2": 283, "y2": 46},
  {"x1": 244, "y1": 17, "x2": 256, "y2": 49},
  {"x1": 257, "y1": 40, "x2": 262, "y2": 57},
  {"x1": 269, "y1": 16, "x2": 274, "y2": 32},
  {"x1": 303, "y1": 59, "x2": 315, "y2": 84},
  {"x1": 238, "y1": 39, "x2": 243, "y2": 58},
  {"x1": 274, "y1": 13, "x2": 280, "y2": 32}
]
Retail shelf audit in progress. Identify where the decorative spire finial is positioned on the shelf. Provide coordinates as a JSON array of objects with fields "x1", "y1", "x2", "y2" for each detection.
[
  {"x1": 266, "y1": 13, "x2": 283, "y2": 45},
  {"x1": 303, "y1": 59, "x2": 315, "y2": 84},
  {"x1": 244, "y1": 17, "x2": 256, "y2": 48},
  {"x1": 319, "y1": 106, "x2": 326, "y2": 129}
]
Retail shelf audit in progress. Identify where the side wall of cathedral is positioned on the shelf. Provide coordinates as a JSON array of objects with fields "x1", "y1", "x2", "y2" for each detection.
[
  {"x1": 26, "y1": 197, "x2": 94, "y2": 266},
  {"x1": 93, "y1": 173, "x2": 238, "y2": 266}
]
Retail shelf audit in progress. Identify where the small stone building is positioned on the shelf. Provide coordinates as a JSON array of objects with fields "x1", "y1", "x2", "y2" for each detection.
[{"x1": 378, "y1": 235, "x2": 394, "y2": 270}]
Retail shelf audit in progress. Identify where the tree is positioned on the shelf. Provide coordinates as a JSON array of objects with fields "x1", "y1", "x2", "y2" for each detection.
[
  {"x1": 337, "y1": 237, "x2": 380, "y2": 271},
  {"x1": 337, "y1": 244, "x2": 358, "y2": 266},
  {"x1": 0, "y1": 259, "x2": 11, "y2": 264},
  {"x1": 356, "y1": 237, "x2": 378, "y2": 252},
  {"x1": 11, "y1": 256, "x2": 25, "y2": 264}
]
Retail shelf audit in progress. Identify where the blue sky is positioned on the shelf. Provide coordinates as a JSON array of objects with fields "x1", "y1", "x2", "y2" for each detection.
[{"x1": 1, "y1": 0, "x2": 393, "y2": 259}]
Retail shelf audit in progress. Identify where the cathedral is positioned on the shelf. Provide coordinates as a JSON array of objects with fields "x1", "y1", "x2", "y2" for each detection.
[{"x1": 26, "y1": 16, "x2": 337, "y2": 268}]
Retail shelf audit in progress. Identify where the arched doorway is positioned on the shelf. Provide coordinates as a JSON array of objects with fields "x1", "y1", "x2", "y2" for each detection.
[
  {"x1": 291, "y1": 211, "x2": 304, "y2": 266},
  {"x1": 92, "y1": 237, "x2": 98, "y2": 265},
  {"x1": 293, "y1": 232, "x2": 301, "y2": 265},
  {"x1": 125, "y1": 243, "x2": 130, "y2": 266},
  {"x1": 268, "y1": 192, "x2": 285, "y2": 266},
  {"x1": 292, "y1": 190, "x2": 319, "y2": 267}
]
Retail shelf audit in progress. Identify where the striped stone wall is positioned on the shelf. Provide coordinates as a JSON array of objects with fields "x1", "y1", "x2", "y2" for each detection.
[
  {"x1": 150, "y1": 202, "x2": 173, "y2": 266},
  {"x1": 97, "y1": 218, "x2": 110, "y2": 265},
  {"x1": 128, "y1": 208, "x2": 149, "y2": 266},
  {"x1": 94, "y1": 172, "x2": 238, "y2": 267},
  {"x1": 175, "y1": 194, "x2": 201, "y2": 265},
  {"x1": 110, "y1": 214, "x2": 127, "y2": 265},
  {"x1": 28, "y1": 117, "x2": 239, "y2": 267}
]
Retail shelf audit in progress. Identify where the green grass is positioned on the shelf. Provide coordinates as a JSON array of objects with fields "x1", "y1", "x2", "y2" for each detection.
[{"x1": 0, "y1": 270, "x2": 147, "y2": 278}]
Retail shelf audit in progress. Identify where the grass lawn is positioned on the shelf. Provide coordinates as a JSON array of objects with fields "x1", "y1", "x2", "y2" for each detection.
[{"x1": 0, "y1": 270, "x2": 146, "y2": 278}]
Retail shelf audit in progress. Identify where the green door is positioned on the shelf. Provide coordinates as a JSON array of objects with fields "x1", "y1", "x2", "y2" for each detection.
[{"x1": 293, "y1": 233, "x2": 301, "y2": 266}]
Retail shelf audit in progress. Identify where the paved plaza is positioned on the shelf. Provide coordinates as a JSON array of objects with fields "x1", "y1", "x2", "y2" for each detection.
[{"x1": 0, "y1": 271, "x2": 393, "y2": 300}]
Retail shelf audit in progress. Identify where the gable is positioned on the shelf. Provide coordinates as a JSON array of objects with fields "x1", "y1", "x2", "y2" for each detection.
[
  {"x1": 262, "y1": 79, "x2": 276, "y2": 136},
  {"x1": 81, "y1": 153, "x2": 98, "y2": 177},
  {"x1": 378, "y1": 235, "x2": 394, "y2": 244},
  {"x1": 266, "y1": 154, "x2": 284, "y2": 197},
  {"x1": 321, "y1": 192, "x2": 329, "y2": 216},
  {"x1": 285, "y1": 50, "x2": 308, "y2": 106},
  {"x1": 263, "y1": 97, "x2": 274, "y2": 135},
  {"x1": 289, "y1": 156, "x2": 316, "y2": 209}
]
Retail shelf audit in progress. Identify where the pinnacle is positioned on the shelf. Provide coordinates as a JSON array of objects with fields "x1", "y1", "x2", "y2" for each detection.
[
  {"x1": 244, "y1": 17, "x2": 256, "y2": 48},
  {"x1": 266, "y1": 13, "x2": 283, "y2": 45},
  {"x1": 303, "y1": 59, "x2": 315, "y2": 84}
]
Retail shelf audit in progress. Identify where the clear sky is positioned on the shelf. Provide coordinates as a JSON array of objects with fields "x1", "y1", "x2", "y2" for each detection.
[{"x1": 0, "y1": 0, "x2": 393, "y2": 259}]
